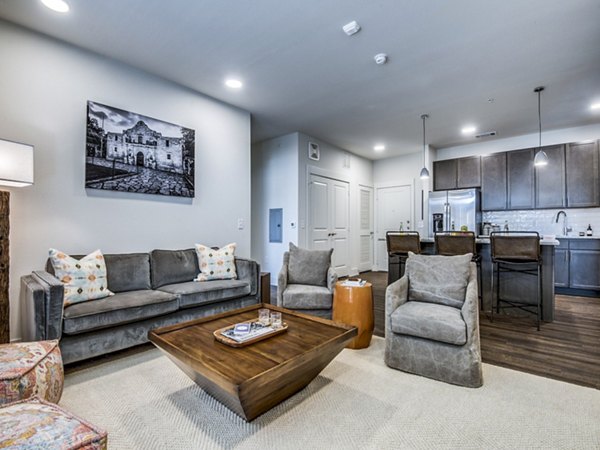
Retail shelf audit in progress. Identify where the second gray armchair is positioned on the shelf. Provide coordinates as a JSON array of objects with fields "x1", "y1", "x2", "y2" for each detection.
[
  {"x1": 385, "y1": 252, "x2": 483, "y2": 388},
  {"x1": 277, "y1": 243, "x2": 337, "y2": 319}
]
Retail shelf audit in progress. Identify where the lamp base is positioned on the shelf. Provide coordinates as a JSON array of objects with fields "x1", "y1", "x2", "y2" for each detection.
[{"x1": 0, "y1": 190, "x2": 9, "y2": 343}]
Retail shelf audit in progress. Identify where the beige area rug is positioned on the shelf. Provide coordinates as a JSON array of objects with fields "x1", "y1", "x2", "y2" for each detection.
[{"x1": 61, "y1": 337, "x2": 600, "y2": 449}]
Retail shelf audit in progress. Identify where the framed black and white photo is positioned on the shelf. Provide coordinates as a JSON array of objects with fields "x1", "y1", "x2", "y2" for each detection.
[
  {"x1": 85, "y1": 101, "x2": 195, "y2": 198},
  {"x1": 308, "y1": 141, "x2": 320, "y2": 161}
]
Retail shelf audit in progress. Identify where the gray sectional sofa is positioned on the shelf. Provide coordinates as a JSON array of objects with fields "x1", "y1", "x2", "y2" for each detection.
[{"x1": 20, "y1": 248, "x2": 260, "y2": 364}]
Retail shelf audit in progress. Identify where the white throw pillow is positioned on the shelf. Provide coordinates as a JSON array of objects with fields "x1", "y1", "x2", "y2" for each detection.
[
  {"x1": 49, "y1": 248, "x2": 114, "y2": 306},
  {"x1": 194, "y1": 243, "x2": 237, "y2": 281}
]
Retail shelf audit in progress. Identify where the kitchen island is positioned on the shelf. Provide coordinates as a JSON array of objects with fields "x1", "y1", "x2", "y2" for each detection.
[{"x1": 389, "y1": 237, "x2": 558, "y2": 322}]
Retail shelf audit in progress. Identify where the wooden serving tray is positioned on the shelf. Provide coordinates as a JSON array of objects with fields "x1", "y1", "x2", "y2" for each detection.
[{"x1": 214, "y1": 320, "x2": 288, "y2": 348}]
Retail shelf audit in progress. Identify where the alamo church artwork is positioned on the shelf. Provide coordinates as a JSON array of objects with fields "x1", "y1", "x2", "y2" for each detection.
[{"x1": 85, "y1": 101, "x2": 195, "y2": 198}]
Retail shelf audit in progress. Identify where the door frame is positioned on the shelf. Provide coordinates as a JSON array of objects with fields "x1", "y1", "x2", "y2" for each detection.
[
  {"x1": 358, "y1": 184, "x2": 374, "y2": 272},
  {"x1": 374, "y1": 181, "x2": 414, "y2": 271}
]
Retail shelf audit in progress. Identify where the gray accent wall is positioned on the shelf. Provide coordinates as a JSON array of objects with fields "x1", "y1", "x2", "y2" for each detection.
[{"x1": 1, "y1": 22, "x2": 252, "y2": 341}]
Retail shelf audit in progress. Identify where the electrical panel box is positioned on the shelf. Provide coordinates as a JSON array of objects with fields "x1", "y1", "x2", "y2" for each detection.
[{"x1": 269, "y1": 208, "x2": 283, "y2": 243}]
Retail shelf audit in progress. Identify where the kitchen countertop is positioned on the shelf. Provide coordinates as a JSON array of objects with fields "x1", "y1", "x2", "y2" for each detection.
[
  {"x1": 420, "y1": 237, "x2": 559, "y2": 246},
  {"x1": 555, "y1": 235, "x2": 600, "y2": 240}
]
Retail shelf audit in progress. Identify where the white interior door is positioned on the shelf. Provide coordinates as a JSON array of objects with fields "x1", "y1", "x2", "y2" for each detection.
[
  {"x1": 309, "y1": 174, "x2": 350, "y2": 277},
  {"x1": 375, "y1": 185, "x2": 412, "y2": 271},
  {"x1": 359, "y1": 185, "x2": 374, "y2": 272}
]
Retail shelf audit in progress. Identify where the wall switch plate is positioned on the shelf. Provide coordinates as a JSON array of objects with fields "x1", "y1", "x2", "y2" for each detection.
[{"x1": 237, "y1": 218, "x2": 244, "y2": 230}]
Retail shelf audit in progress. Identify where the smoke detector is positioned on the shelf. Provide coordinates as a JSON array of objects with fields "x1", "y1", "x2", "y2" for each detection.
[
  {"x1": 374, "y1": 53, "x2": 388, "y2": 65},
  {"x1": 342, "y1": 21, "x2": 361, "y2": 36},
  {"x1": 475, "y1": 131, "x2": 497, "y2": 138}
]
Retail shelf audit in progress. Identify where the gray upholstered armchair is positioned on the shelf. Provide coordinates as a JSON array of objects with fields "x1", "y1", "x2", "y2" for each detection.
[
  {"x1": 385, "y1": 252, "x2": 483, "y2": 388},
  {"x1": 277, "y1": 243, "x2": 337, "y2": 319}
]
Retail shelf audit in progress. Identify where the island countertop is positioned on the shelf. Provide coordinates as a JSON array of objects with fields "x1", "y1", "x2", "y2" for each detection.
[{"x1": 420, "y1": 237, "x2": 559, "y2": 245}]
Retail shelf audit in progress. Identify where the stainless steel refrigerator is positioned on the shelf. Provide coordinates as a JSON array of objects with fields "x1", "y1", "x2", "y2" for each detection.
[{"x1": 428, "y1": 188, "x2": 481, "y2": 236}]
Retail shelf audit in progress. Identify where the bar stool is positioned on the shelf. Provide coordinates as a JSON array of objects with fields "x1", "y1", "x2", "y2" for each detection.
[
  {"x1": 490, "y1": 231, "x2": 542, "y2": 330},
  {"x1": 434, "y1": 231, "x2": 483, "y2": 309},
  {"x1": 386, "y1": 231, "x2": 421, "y2": 285}
]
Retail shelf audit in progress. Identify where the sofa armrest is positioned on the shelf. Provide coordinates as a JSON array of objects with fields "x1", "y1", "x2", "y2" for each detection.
[
  {"x1": 235, "y1": 258, "x2": 260, "y2": 298},
  {"x1": 28, "y1": 270, "x2": 65, "y2": 340},
  {"x1": 326, "y1": 267, "x2": 338, "y2": 292},
  {"x1": 19, "y1": 275, "x2": 46, "y2": 341},
  {"x1": 461, "y1": 263, "x2": 480, "y2": 341},
  {"x1": 385, "y1": 275, "x2": 409, "y2": 336},
  {"x1": 277, "y1": 264, "x2": 288, "y2": 307}
]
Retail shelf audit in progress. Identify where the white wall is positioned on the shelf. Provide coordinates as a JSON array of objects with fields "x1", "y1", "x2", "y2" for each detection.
[
  {"x1": 0, "y1": 22, "x2": 252, "y2": 341},
  {"x1": 373, "y1": 147, "x2": 434, "y2": 237},
  {"x1": 251, "y1": 133, "x2": 299, "y2": 281},
  {"x1": 437, "y1": 123, "x2": 600, "y2": 160},
  {"x1": 297, "y1": 132, "x2": 373, "y2": 275}
]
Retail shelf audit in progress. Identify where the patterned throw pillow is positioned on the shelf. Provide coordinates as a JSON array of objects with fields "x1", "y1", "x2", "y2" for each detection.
[
  {"x1": 194, "y1": 243, "x2": 237, "y2": 281},
  {"x1": 49, "y1": 249, "x2": 114, "y2": 306}
]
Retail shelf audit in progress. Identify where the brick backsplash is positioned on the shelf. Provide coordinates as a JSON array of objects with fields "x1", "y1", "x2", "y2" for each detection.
[{"x1": 483, "y1": 208, "x2": 600, "y2": 236}]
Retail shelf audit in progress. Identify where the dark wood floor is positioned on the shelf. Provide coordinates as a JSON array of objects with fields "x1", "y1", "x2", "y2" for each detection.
[{"x1": 359, "y1": 271, "x2": 600, "y2": 389}]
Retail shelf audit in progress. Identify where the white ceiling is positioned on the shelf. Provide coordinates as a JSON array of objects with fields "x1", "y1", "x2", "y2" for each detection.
[{"x1": 1, "y1": 0, "x2": 600, "y2": 159}]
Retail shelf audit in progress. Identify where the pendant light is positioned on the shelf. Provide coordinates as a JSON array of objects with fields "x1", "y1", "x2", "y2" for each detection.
[
  {"x1": 533, "y1": 86, "x2": 549, "y2": 166},
  {"x1": 419, "y1": 114, "x2": 430, "y2": 179}
]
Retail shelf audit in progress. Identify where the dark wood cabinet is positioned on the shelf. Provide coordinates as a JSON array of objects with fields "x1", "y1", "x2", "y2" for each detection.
[
  {"x1": 535, "y1": 145, "x2": 566, "y2": 208},
  {"x1": 457, "y1": 156, "x2": 481, "y2": 188},
  {"x1": 554, "y1": 243, "x2": 569, "y2": 288},
  {"x1": 434, "y1": 156, "x2": 481, "y2": 191},
  {"x1": 481, "y1": 153, "x2": 507, "y2": 211},
  {"x1": 507, "y1": 149, "x2": 535, "y2": 209},
  {"x1": 555, "y1": 239, "x2": 600, "y2": 291},
  {"x1": 566, "y1": 141, "x2": 599, "y2": 207},
  {"x1": 569, "y1": 249, "x2": 600, "y2": 290},
  {"x1": 433, "y1": 159, "x2": 457, "y2": 191}
]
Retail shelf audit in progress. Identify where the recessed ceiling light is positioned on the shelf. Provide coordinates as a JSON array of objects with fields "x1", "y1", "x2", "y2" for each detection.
[
  {"x1": 374, "y1": 144, "x2": 385, "y2": 152},
  {"x1": 461, "y1": 126, "x2": 477, "y2": 135},
  {"x1": 225, "y1": 79, "x2": 243, "y2": 89},
  {"x1": 41, "y1": 0, "x2": 70, "y2": 13},
  {"x1": 591, "y1": 103, "x2": 600, "y2": 111}
]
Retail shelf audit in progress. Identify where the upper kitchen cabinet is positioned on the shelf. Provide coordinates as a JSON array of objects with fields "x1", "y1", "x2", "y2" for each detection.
[
  {"x1": 507, "y1": 148, "x2": 535, "y2": 209},
  {"x1": 433, "y1": 159, "x2": 457, "y2": 191},
  {"x1": 481, "y1": 152, "x2": 507, "y2": 211},
  {"x1": 565, "y1": 140, "x2": 599, "y2": 208},
  {"x1": 457, "y1": 156, "x2": 481, "y2": 188},
  {"x1": 433, "y1": 156, "x2": 481, "y2": 191},
  {"x1": 535, "y1": 144, "x2": 566, "y2": 208}
]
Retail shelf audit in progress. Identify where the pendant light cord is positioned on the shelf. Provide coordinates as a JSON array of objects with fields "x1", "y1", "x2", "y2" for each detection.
[
  {"x1": 422, "y1": 115, "x2": 426, "y2": 166},
  {"x1": 538, "y1": 89, "x2": 542, "y2": 148}
]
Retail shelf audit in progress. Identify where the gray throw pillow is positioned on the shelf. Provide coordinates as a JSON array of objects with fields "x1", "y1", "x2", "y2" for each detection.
[
  {"x1": 287, "y1": 243, "x2": 333, "y2": 287},
  {"x1": 406, "y1": 252, "x2": 472, "y2": 309}
]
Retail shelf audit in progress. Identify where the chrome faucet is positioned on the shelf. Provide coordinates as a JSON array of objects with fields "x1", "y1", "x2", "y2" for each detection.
[{"x1": 555, "y1": 210, "x2": 572, "y2": 236}]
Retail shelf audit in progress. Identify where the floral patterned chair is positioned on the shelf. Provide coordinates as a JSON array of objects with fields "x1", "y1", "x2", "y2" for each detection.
[
  {"x1": 0, "y1": 340, "x2": 108, "y2": 449},
  {"x1": 0, "y1": 340, "x2": 64, "y2": 405}
]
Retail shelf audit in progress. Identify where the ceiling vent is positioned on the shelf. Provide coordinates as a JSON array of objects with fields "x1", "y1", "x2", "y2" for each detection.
[{"x1": 475, "y1": 131, "x2": 497, "y2": 138}]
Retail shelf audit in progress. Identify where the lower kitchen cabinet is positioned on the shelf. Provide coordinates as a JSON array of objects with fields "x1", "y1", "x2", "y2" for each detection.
[
  {"x1": 555, "y1": 238, "x2": 600, "y2": 292},
  {"x1": 554, "y1": 248, "x2": 569, "y2": 288}
]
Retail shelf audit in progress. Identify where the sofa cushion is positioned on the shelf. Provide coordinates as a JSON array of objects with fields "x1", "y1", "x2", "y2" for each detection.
[
  {"x1": 48, "y1": 249, "x2": 113, "y2": 306},
  {"x1": 151, "y1": 249, "x2": 199, "y2": 289},
  {"x1": 158, "y1": 279, "x2": 250, "y2": 308},
  {"x1": 390, "y1": 301, "x2": 467, "y2": 345},
  {"x1": 406, "y1": 252, "x2": 472, "y2": 309},
  {"x1": 63, "y1": 289, "x2": 178, "y2": 335},
  {"x1": 104, "y1": 253, "x2": 151, "y2": 292},
  {"x1": 287, "y1": 243, "x2": 332, "y2": 287},
  {"x1": 194, "y1": 243, "x2": 237, "y2": 281},
  {"x1": 282, "y1": 284, "x2": 332, "y2": 310}
]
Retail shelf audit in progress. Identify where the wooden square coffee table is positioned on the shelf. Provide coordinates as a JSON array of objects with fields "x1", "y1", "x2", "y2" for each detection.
[{"x1": 148, "y1": 304, "x2": 357, "y2": 421}]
